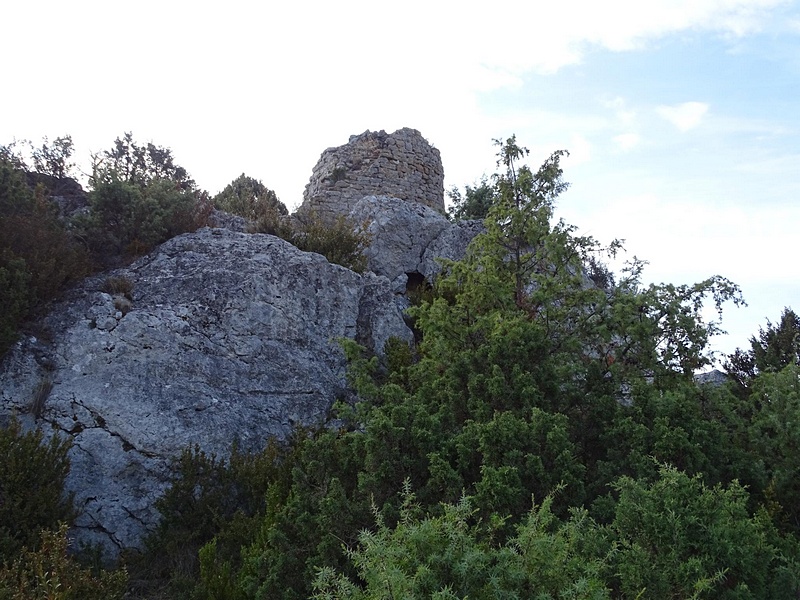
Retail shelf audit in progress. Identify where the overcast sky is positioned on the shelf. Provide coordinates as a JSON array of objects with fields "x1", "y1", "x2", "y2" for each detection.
[{"x1": 2, "y1": 0, "x2": 798, "y2": 364}]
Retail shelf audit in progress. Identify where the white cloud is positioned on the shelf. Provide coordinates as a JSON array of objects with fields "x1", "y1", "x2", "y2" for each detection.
[
  {"x1": 452, "y1": 0, "x2": 788, "y2": 79},
  {"x1": 656, "y1": 102, "x2": 710, "y2": 131},
  {"x1": 613, "y1": 133, "x2": 641, "y2": 150},
  {"x1": 566, "y1": 134, "x2": 592, "y2": 166},
  {"x1": 603, "y1": 97, "x2": 638, "y2": 128}
]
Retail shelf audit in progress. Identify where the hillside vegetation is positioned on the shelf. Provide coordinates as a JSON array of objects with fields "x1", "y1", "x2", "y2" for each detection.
[
  {"x1": 0, "y1": 134, "x2": 369, "y2": 358},
  {"x1": 1, "y1": 134, "x2": 799, "y2": 599}
]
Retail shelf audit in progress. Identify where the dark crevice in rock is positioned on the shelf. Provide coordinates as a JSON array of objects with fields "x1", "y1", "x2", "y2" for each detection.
[
  {"x1": 405, "y1": 271, "x2": 427, "y2": 295},
  {"x1": 79, "y1": 516, "x2": 125, "y2": 551},
  {"x1": 122, "y1": 505, "x2": 148, "y2": 528}
]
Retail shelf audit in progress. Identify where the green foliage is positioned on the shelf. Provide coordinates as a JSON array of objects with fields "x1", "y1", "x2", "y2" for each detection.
[
  {"x1": 593, "y1": 379, "x2": 752, "y2": 503},
  {"x1": 0, "y1": 158, "x2": 89, "y2": 356},
  {"x1": 80, "y1": 175, "x2": 202, "y2": 257},
  {"x1": 0, "y1": 419, "x2": 74, "y2": 563},
  {"x1": 0, "y1": 158, "x2": 33, "y2": 216},
  {"x1": 31, "y1": 135, "x2": 75, "y2": 180},
  {"x1": 77, "y1": 133, "x2": 211, "y2": 263},
  {"x1": 313, "y1": 484, "x2": 610, "y2": 599},
  {"x1": 263, "y1": 213, "x2": 371, "y2": 273},
  {"x1": 0, "y1": 524, "x2": 127, "y2": 600},
  {"x1": 134, "y1": 134, "x2": 799, "y2": 599},
  {"x1": 0, "y1": 251, "x2": 30, "y2": 356},
  {"x1": 294, "y1": 214, "x2": 371, "y2": 273},
  {"x1": 1, "y1": 135, "x2": 75, "y2": 180},
  {"x1": 746, "y1": 364, "x2": 800, "y2": 533},
  {"x1": 213, "y1": 174, "x2": 287, "y2": 222},
  {"x1": 725, "y1": 307, "x2": 800, "y2": 390},
  {"x1": 0, "y1": 141, "x2": 29, "y2": 172},
  {"x1": 607, "y1": 465, "x2": 797, "y2": 599},
  {"x1": 447, "y1": 177, "x2": 495, "y2": 221},
  {"x1": 128, "y1": 441, "x2": 289, "y2": 598},
  {"x1": 1, "y1": 188, "x2": 89, "y2": 303},
  {"x1": 316, "y1": 468, "x2": 800, "y2": 600},
  {"x1": 238, "y1": 429, "x2": 373, "y2": 600},
  {"x1": 94, "y1": 132, "x2": 195, "y2": 191},
  {"x1": 381, "y1": 336, "x2": 415, "y2": 386}
]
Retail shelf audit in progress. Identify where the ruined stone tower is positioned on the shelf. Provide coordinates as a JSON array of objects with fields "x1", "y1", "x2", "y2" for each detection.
[{"x1": 299, "y1": 128, "x2": 445, "y2": 221}]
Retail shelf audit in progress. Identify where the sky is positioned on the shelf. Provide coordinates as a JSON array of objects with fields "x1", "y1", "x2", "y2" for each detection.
[{"x1": 2, "y1": 0, "x2": 799, "y2": 365}]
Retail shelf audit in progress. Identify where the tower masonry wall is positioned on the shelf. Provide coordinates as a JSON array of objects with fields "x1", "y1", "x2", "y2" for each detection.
[{"x1": 299, "y1": 128, "x2": 445, "y2": 220}]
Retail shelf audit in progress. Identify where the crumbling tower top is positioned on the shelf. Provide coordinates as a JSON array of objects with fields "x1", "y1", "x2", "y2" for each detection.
[{"x1": 299, "y1": 128, "x2": 445, "y2": 220}]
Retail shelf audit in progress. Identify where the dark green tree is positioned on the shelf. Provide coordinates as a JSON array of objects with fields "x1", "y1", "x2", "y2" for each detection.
[
  {"x1": 84, "y1": 176, "x2": 199, "y2": 257},
  {"x1": 447, "y1": 177, "x2": 495, "y2": 221},
  {"x1": 725, "y1": 308, "x2": 800, "y2": 389},
  {"x1": 31, "y1": 135, "x2": 75, "y2": 180},
  {"x1": 128, "y1": 440, "x2": 296, "y2": 599},
  {"x1": 746, "y1": 363, "x2": 800, "y2": 533},
  {"x1": 0, "y1": 251, "x2": 30, "y2": 355},
  {"x1": 607, "y1": 465, "x2": 798, "y2": 599},
  {"x1": 0, "y1": 156, "x2": 89, "y2": 356},
  {"x1": 213, "y1": 174, "x2": 287, "y2": 221},
  {"x1": 93, "y1": 132, "x2": 195, "y2": 191},
  {"x1": 79, "y1": 133, "x2": 210, "y2": 262}
]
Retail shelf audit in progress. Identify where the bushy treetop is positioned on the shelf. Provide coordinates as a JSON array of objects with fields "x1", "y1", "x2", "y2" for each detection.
[{"x1": 213, "y1": 173, "x2": 287, "y2": 221}]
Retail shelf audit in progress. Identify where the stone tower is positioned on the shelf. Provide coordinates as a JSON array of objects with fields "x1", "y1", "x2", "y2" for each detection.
[{"x1": 299, "y1": 128, "x2": 445, "y2": 221}]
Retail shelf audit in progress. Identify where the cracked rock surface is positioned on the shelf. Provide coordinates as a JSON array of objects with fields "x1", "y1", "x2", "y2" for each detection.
[
  {"x1": 349, "y1": 195, "x2": 483, "y2": 292},
  {"x1": 0, "y1": 227, "x2": 412, "y2": 557}
]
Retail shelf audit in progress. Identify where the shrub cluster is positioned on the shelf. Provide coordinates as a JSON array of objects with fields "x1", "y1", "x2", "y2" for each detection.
[
  {"x1": 0, "y1": 419, "x2": 127, "y2": 598},
  {"x1": 75, "y1": 175, "x2": 210, "y2": 261},
  {"x1": 77, "y1": 133, "x2": 212, "y2": 266},
  {"x1": 0, "y1": 524, "x2": 127, "y2": 600},
  {"x1": 213, "y1": 173, "x2": 371, "y2": 272},
  {"x1": 0, "y1": 159, "x2": 89, "y2": 356},
  {"x1": 213, "y1": 174, "x2": 287, "y2": 222},
  {"x1": 278, "y1": 214, "x2": 371, "y2": 274},
  {"x1": 0, "y1": 133, "x2": 214, "y2": 355},
  {"x1": 125, "y1": 441, "x2": 290, "y2": 598},
  {"x1": 0, "y1": 418, "x2": 74, "y2": 562}
]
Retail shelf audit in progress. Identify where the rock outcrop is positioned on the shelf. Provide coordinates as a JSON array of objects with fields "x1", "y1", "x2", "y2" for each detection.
[
  {"x1": 300, "y1": 128, "x2": 445, "y2": 221},
  {"x1": 0, "y1": 127, "x2": 486, "y2": 559},
  {"x1": 348, "y1": 196, "x2": 483, "y2": 292},
  {"x1": 0, "y1": 227, "x2": 412, "y2": 556}
]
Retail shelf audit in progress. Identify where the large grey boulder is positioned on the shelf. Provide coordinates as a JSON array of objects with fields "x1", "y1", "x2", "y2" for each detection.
[
  {"x1": 349, "y1": 195, "x2": 483, "y2": 292},
  {"x1": 0, "y1": 227, "x2": 412, "y2": 557}
]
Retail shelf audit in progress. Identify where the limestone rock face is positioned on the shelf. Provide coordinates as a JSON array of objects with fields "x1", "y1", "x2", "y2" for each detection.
[
  {"x1": 0, "y1": 227, "x2": 412, "y2": 556},
  {"x1": 300, "y1": 128, "x2": 445, "y2": 221},
  {"x1": 349, "y1": 196, "x2": 483, "y2": 292}
]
